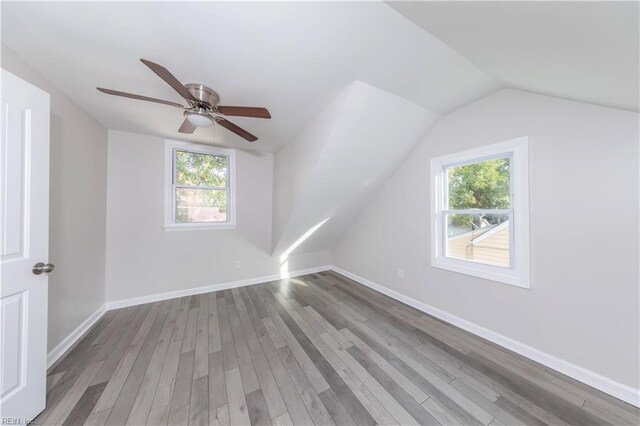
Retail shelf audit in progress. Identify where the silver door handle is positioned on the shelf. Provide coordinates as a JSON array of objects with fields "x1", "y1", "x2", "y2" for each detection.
[{"x1": 33, "y1": 262, "x2": 55, "y2": 275}]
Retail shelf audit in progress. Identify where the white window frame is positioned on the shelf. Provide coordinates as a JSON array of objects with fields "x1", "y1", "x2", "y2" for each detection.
[
  {"x1": 430, "y1": 136, "x2": 530, "y2": 288},
  {"x1": 164, "y1": 139, "x2": 236, "y2": 231}
]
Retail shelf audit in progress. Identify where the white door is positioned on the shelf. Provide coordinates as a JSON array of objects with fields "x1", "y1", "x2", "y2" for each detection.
[{"x1": 0, "y1": 69, "x2": 51, "y2": 422}]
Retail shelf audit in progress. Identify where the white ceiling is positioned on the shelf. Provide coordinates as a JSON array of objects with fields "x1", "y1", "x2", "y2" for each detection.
[
  {"x1": 1, "y1": 1, "x2": 498, "y2": 152},
  {"x1": 388, "y1": 1, "x2": 639, "y2": 113},
  {"x1": 4, "y1": 2, "x2": 635, "y2": 153},
  {"x1": 273, "y1": 81, "x2": 438, "y2": 257}
]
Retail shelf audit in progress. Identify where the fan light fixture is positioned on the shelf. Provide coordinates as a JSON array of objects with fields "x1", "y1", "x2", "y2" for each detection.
[
  {"x1": 97, "y1": 58, "x2": 270, "y2": 141},
  {"x1": 186, "y1": 111, "x2": 214, "y2": 127}
]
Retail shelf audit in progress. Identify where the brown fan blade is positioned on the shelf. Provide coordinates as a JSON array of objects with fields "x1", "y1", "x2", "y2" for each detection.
[
  {"x1": 97, "y1": 87, "x2": 185, "y2": 108},
  {"x1": 140, "y1": 59, "x2": 197, "y2": 103},
  {"x1": 215, "y1": 118, "x2": 258, "y2": 142},
  {"x1": 178, "y1": 118, "x2": 197, "y2": 134},
  {"x1": 216, "y1": 106, "x2": 271, "y2": 119}
]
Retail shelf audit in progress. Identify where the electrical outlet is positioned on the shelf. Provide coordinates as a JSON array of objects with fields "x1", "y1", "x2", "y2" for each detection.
[
  {"x1": 397, "y1": 268, "x2": 404, "y2": 279},
  {"x1": 234, "y1": 261, "x2": 241, "y2": 269}
]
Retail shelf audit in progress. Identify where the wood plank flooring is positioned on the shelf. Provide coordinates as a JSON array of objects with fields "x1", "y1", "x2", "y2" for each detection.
[{"x1": 35, "y1": 271, "x2": 639, "y2": 425}]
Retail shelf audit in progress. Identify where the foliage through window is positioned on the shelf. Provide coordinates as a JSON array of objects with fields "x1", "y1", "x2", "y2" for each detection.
[
  {"x1": 445, "y1": 157, "x2": 511, "y2": 267},
  {"x1": 431, "y1": 137, "x2": 530, "y2": 288},
  {"x1": 175, "y1": 150, "x2": 229, "y2": 223},
  {"x1": 164, "y1": 140, "x2": 235, "y2": 229}
]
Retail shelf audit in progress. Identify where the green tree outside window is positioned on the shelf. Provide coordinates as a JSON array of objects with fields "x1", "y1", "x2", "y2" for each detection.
[
  {"x1": 447, "y1": 157, "x2": 510, "y2": 228},
  {"x1": 175, "y1": 150, "x2": 228, "y2": 223}
]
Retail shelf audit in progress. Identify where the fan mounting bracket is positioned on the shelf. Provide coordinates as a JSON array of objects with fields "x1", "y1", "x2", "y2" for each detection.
[{"x1": 184, "y1": 83, "x2": 219, "y2": 108}]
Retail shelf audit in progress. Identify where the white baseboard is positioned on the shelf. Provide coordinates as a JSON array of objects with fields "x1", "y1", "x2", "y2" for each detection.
[
  {"x1": 47, "y1": 305, "x2": 106, "y2": 369},
  {"x1": 48, "y1": 265, "x2": 331, "y2": 368},
  {"x1": 46, "y1": 263, "x2": 639, "y2": 407},
  {"x1": 330, "y1": 266, "x2": 640, "y2": 408},
  {"x1": 104, "y1": 265, "x2": 332, "y2": 310}
]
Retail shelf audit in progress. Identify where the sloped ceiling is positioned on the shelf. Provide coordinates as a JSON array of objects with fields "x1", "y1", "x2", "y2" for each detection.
[
  {"x1": 1, "y1": 1, "x2": 498, "y2": 152},
  {"x1": 5, "y1": 2, "x2": 632, "y2": 259},
  {"x1": 387, "y1": 1, "x2": 640, "y2": 112},
  {"x1": 272, "y1": 81, "x2": 438, "y2": 259}
]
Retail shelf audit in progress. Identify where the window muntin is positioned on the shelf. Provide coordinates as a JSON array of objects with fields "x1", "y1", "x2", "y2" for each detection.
[
  {"x1": 430, "y1": 137, "x2": 529, "y2": 288},
  {"x1": 164, "y1": 140, "x2": 235, "y2": 230},
  {"x1": 443, "y1": 156, "x2": 513, "y2": 268},
  {"x1": 173, "y1": 150, "x2": 229, "y2": 224}
]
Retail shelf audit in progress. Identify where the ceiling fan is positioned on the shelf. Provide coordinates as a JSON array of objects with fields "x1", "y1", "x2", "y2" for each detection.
[{"x1": 97, "y1": 59, "x2": 270, "y2": 142}]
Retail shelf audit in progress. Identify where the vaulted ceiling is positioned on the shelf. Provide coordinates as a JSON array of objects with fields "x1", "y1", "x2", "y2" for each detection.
[
  {"x1": 3, "y1": 2, "x2": 636, "y2": 153},
  {"x1": 272, "y1": 81, "x2": 438, "y2": 258},
  {"x1": 1, "y1": 1, "x2": 498, "y2": 152},
  {"x1": 3, "y1": 1, "x2": 637, "y2": 258},
  {"x1": 388, "y1": 1, "x2": 639, "y2": 113}
]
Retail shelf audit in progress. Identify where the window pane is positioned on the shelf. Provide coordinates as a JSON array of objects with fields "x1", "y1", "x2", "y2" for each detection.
[
  {"x1": 175, "y1": 188, "x2": 228, "y2": 223},
  {"x1": 447, "y1": 157, "x2": 510, "y2": 209},
  {"x1": 446, "y1": 213, "x2": 510, "y2": 267},
  {"x1": 175, "y1": 150, "x2": 227, "y2": 187}
]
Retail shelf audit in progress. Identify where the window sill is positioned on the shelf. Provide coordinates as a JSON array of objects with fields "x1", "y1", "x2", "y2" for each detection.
[
  {"x1": 431, "y1": 257, "x2": 530, "y2": 289},
  {"x1": 164, "y1": 222, "x2": 236, "y2": 231}
]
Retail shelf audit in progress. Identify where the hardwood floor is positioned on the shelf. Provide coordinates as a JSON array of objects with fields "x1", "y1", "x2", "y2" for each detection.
[{"x1": 36, "y1": 271, "x2": 639, "y2": 425}]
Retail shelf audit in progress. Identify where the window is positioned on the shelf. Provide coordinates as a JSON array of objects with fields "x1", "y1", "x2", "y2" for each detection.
[
  {"x1": 430, "y1": 136, "x2": 530, "y2": 288},
  {"x1": 164, "y1": 140, "x2": 236, "y2": 230}
]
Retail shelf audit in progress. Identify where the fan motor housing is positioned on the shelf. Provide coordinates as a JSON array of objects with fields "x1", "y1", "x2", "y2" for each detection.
[{"x1": 185, "y1": 83, "x2": 220, "y2": 107}]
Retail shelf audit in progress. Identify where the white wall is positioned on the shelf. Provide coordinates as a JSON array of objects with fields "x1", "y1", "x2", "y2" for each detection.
[
  {"x1": 105, "y1": 130, "x2": 330, "y2": 303},
  {"x1": 334, "y1": 89, "x2": 640, "y2": 390},
  {"x1": 272, "y1": 86, "x2": 349, "y2": 249},
  {"x1": 273, "y1": 81, "x2": 438, "y2": 257},
  {"x1": 2, "y1": 45, "x2": 108, "y2": 352}
]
